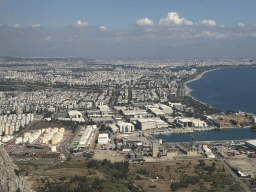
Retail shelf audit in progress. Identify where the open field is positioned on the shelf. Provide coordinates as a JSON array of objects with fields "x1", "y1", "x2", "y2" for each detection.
[
  {"x1": 24, "y1": 158, "x2": 245, "y2": 192},
  {"x1": 93, "y1": 149, "x2": 127, "y2": 162},
  {"x1": 226, "y1": 154, "x2": 256, "y2": 177},
  {"x1": 129, "y1": 160, "x2": 233, "y2": 192},
  {"x1": 26, "y1": 159, "x2": 105, "y2": 191}
]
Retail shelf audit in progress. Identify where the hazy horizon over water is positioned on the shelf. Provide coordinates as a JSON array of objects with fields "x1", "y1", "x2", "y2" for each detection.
[{"x1": 187, "y1": 67, "x2": 256, "y2": 114}]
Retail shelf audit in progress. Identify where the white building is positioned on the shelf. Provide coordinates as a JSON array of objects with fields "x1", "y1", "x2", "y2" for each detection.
[
  {"x1": 116, "y1": 121, "x2": 134, "y2": 133},
  {"x1": 137, "y1": 118, "x2": 156, "y2": 130},
  {"x1": 108, "y1": 124, "x2": 119, "y2": 133},
  {"x1": 159, "y1": 104, "x2": 173, "y2": 114},
  {"x1": 246, "y1": 140, "x2": 256, "y2": 150},
  {"x1": 98, "y1": 133, "x2": 109, "y2": 144},
  {"x1": 68, "y1": 110, "x2": 85, "y2": 122}
]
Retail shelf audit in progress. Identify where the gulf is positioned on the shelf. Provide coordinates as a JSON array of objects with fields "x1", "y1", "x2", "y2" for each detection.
[
  {"x1": 156, "y1": 67, "x2": 256, "y2": 142},
  {"x1": 187, "y1": 67, "x2": 256, "y2": 114}
]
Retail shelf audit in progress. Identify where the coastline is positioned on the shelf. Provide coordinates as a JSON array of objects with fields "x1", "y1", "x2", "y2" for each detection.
[
  {"x1": 184, "y1": 65, "x2": 256, "y2": 101},
  {"x1": 185, "y1": 68, "x2": 219, "y2": 96},
  {"x1": 184, "y1": 68, "x2": 220, "y2": 107}
]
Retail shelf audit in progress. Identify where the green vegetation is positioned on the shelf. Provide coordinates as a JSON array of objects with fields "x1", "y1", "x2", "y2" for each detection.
[
  {"x1": 83, "y1": 151, "x2": 94, "y2": 159},
  {"x1": 37, "y1": 159, "x2": 139, "y2": 192},
  {"x1": 171, "y1": 175, "x2": 200, "y2": 191},
  {"x1": 14, "y1": 169, "x2": 20, "y2": 176},
  {"x1": 170, "y1": 160, "x2": 245, "y2": 192},
  {"x1": 41, "y1": 152, "x2": 60, "y2": 159},
  {"x1": 32, "y1": 158, "x2": 245, "y2": 192},
  {"x1": 37, "y1": 175, "x2": 130, "y2": 192},
  {"x1": 136, "y1": 168, "x2": 149, "y2": 175},
  {"x1": 250, "y1": 177, "x2": 256, "y2": 188}
]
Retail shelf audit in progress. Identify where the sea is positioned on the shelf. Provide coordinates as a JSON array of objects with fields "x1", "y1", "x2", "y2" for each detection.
[
  {"x1": 156, "y1": 66, "x2": 256, "y2": 142},
  {"x1": 155, "y1": 129, "x2": 256, "y2": 142},
  {"x1": 187, "y1": 67, "x2": 256, "y2": 114}
]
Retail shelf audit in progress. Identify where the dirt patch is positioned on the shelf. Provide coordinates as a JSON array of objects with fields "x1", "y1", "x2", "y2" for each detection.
[
  {"x1": 93, "y1": 149, "x2": 127, "y2": 162},
  {"x1": 226, "y1": 154, "x2": 256, "y2": 177}
]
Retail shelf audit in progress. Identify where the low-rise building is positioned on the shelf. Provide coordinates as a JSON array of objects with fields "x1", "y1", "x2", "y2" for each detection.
[
  {"x1": 137, "y1": 118, "x2": 156, "y2": 130},
  {"x1": 116, "y1": 121, "x2": 134, "y2": 133},
  {"x1": 98, "y1": 133, "x2": 109, "y2": 144}
]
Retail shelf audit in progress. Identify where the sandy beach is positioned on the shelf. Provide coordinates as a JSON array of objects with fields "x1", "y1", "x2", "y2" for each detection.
[{"x1": 184, "y1": 68, "x2": 220, "y2": 107}]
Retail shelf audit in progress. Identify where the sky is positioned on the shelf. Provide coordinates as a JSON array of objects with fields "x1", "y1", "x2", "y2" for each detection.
[{"x1": 0, "y1": 0, "x2": 256, "y2": 59}]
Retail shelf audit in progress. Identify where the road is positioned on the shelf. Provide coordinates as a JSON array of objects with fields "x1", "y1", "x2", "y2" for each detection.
[
  {"x1": 59, "y1": 133, "x2": 73, "y2": 158},
  {"x1": 209, "y1": 146, "x2": 251, "y2": 192},
  {"x1": 59, "y1": 125, "x2": 84, "y2": 158}
]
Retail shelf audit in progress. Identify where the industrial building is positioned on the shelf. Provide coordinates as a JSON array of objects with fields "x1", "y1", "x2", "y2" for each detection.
[
  {"x1": 116, "y1": 121, "x2": 134, "y2": 133},
  {"x1": 68, "y1": 110, "x2": 85, "y2": 122},
  {"x1": 136, "y1": 118, "x2": 168, "y2": 130},
  {"x1": 122, "y1": 109, "x2": 151, "y2": 120},
  {"x1": 77, "y1": 125, "x2": 97, "y2": 148},
  {"x1": 176, "y1": 118, "x2": 206, "y2": 128},
  {"x1": 108, "y1": 124, "x2": 119, "y2": 133},
  {"x1": 147, "y1": 107, "x2": 165, "y2": 116},
  {"x1": 98, "y1": 133, "x2": 109, "y2": 144},
  {"x1": 168, "y1": 102, "x2": 187, "y2": 111},
  {"x1": 136, "y1": 118, "x2": 156, "y2": 130},
  {"x1": 245, "y1": 140, "x2": 256, "y2": 150},
  {"x1": 153, "y1": 118, "x2": 169, "y2": 129},
  {"x1": 98, "y1": 105, "x2": 115, "y2": 116},
  {"x1": 202, "y1": 145, "x2": 215, "y2": 158},
  {"x1": 86, "y1": 110, "x2": 101, "y2": 117},
  {"x1": 167, "y1": 150, "x2": 179, "y2": 157},
  {"x1": 152, "y1": 140, "x2": 159, "y2": 157},
  {"x1": 14, "y1": 127, "x2": 66, "y2": 145},
  {"x1": 55, "y1": 110, "x2": 85, "y2": 122},
  {"x1": 159, "y1": 104, "x2": 173, "y2": 114},
  {"x1": 91, "y1": 117, "x2": 114, "y2": 124}
]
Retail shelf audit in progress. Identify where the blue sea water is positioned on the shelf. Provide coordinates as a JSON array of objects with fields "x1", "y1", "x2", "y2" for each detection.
[
  {"x1": 155, "y1": 129, "x2": 256, "y2": 142},
  {"x1": 187, "y1": 67, "x2": 256, "y2": 114},
  {"x1": 156, "y1": 67, "x2": 256, "y2": 142}
]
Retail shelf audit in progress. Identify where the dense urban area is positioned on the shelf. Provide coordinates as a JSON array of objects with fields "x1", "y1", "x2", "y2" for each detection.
[{"x1": 1, "y1": 56, "x2": 256, "y2": 192}]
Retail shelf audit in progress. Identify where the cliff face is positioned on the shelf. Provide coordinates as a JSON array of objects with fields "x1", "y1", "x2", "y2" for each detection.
[{"x1": 0, "y1": 146, "x2": 33, "y2": 192}]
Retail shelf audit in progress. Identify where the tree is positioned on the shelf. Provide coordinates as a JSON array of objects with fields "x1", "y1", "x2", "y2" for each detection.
[
  {"x1": 67, "y1": 155, "x2": 71, "y2": 161},
  {"x1": 198, "y1": 160, "x2": 206, "y2": 167},
  {"x1": 14, "y1": 169, "x2": 20, "y2": 176},
  {"x1": 131, "y1": 144, "x2": 137, "y2": 150}
]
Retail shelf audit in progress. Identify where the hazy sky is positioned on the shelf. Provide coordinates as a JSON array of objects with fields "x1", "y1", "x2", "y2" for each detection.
[{"x1": 0, "y1": 0, "x2": 256, "y2": 59}]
